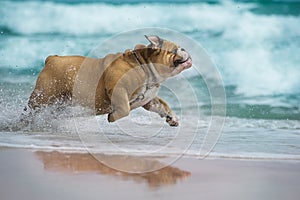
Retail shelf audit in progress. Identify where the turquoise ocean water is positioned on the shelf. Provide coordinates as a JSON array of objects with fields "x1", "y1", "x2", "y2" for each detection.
[{"x1": 0, "y1": 0, "x2": 299, "y2": 160}]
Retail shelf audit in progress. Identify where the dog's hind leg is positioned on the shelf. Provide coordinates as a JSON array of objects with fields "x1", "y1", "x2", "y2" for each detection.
[{"x1": 28, "y1": 77, "x2": 57, "y2": 110}]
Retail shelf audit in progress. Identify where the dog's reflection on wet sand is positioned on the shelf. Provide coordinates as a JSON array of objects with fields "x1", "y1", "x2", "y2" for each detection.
[{"x1": 36, "y1": 151, "x2": 191, "y2": 188}]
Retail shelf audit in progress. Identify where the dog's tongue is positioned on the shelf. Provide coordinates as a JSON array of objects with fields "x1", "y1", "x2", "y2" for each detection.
[{"x1": 182, "y1": 58, "x2": 192, "y2": 69}]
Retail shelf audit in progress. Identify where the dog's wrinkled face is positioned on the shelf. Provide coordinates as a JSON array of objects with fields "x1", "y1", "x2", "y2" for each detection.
[{"x1": 145, "y1": 35, "x2": 192, "y2": 78}]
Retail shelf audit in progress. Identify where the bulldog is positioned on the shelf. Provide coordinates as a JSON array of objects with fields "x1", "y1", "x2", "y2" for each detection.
[{"x1": 26, "y1": 35, "x2": 192, "y2": 126}]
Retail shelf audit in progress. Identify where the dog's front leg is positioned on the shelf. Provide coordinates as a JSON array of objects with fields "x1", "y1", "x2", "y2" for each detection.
[
  {"x1": 143, "y1": 97, "x2": 179, "y2": 126},
  {"x1": 108, "y1": 88, "x2": 130, "y2": 122}
]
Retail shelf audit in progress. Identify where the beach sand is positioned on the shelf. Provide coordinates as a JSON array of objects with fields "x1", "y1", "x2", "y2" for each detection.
[{"x1": 0, "y1": 148, "x2": 299, "y2": 200}]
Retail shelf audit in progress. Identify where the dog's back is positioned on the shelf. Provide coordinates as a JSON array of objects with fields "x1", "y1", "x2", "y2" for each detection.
[{"x1": 28, "y1": 55, "x2": 85, "y2": 109}]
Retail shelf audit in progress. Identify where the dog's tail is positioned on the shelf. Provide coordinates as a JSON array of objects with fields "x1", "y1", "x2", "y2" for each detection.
[{"x1": 45, "y1": 55, "x2": 58, "y2": 64}]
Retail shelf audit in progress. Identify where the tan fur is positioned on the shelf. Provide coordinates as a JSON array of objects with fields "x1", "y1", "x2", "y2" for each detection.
[{"x1": 27, "y1": 36, "x2": 192, "y2": 126}]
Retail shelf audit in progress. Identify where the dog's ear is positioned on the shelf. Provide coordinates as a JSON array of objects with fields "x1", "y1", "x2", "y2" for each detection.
[{"x1": 144, "y1": 35, "x2": 162, "y2": 48}]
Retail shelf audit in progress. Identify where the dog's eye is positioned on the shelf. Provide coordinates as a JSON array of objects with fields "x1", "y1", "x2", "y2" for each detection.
[{"x1": 171, "y1": 49, "x2": 177, "y2": 54}]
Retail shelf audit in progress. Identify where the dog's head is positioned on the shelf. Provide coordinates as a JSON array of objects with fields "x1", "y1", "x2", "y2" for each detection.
[{"x1": 143, "y1": 35, "x2": 192, "y2": 78}]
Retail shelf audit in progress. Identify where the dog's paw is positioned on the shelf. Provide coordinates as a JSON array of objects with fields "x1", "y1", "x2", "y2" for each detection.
[
  {"x1": 108, "y1": 113, "x2": 115, "y2": 122},
  {"x1": 166, "y1": 115, "x2": 179, "y2": 127}
]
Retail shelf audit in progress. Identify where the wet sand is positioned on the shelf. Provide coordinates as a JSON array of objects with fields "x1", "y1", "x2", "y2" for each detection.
[{"x1": 0, "y1": 148, "x2": 299, "y2": 200}]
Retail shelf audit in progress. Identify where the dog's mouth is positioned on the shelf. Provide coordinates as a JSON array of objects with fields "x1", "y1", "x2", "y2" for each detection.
[
  {"x1": 174, "y1": 56, "x2": 192, "y2": 70},
  {"x1": 173, "y1": 48, "x2": 192, "y2": 69},
  {"x1": 174, "y1": 57, "x2": 192, "y2": 68}
]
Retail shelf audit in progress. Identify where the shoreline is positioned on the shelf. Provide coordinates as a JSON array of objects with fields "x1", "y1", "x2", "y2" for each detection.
[
  {"x1": 1, "y1": 148, "x2": 299, "y2": 200},
  {"x1": 1, "y1": 144, "x2": 300, "y2": 162}
]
